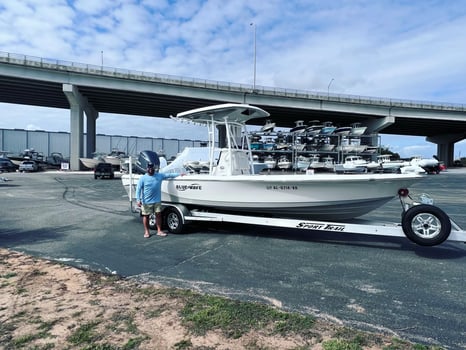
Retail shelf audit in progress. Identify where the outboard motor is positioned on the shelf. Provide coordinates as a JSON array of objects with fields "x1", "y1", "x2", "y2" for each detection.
[{"x1": 134, "y1": 150, "x2": 160, "y2": 174}]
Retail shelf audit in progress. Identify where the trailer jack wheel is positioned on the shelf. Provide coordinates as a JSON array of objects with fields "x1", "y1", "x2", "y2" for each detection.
[
  {"x1": 164, "y1": 207, "x2": 184, "y2": 234},
  {"x1": 401, "y1": 204, "x2": 451, "y2": 246}
]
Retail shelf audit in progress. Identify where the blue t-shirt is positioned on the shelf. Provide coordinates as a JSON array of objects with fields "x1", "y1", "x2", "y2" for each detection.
[{"x1": 136, "y1": 172, "x2": 179, "y2": 204}]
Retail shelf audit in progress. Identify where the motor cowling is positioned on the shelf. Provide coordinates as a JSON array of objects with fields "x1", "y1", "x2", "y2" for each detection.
[{"x1": 134, "y1": 150, "x2": 160, "y2": 174}]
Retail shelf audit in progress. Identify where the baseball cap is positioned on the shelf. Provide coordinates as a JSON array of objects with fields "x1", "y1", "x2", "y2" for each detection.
[{"x1": 147, "y1": 162, "x2": 154, "y2": 168}]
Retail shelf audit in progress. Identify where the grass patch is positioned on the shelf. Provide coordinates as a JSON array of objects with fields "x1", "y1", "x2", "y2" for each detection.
[
  {"x1": 180, "y1": 293, "x2": 315, "y2": 339},
  {"x1": 12, "y1": 328, "x2": 55, "y2": 347},
  {"x1": 122, "y1": 336, "x2": 149, "y2": 349},
  {"x1": 382, "y1": 338, "x2": 443, "y2": 350},
  {"x1": 322, "y1": 335, "x2": 443, "y2": 350},
  {"x1": 174, "y1": 339, "x2": 193, "y2": 350},
  {"x1": 1, "y1": 271, "x2": 17, "y2": 278},
  {"x1": 13, "y1": 333, "x2": 38, "y2": 347},
  {"x1": 110, "y1": 311, "x2": 138, "y2": 334},
  {"x1": 323, "y1": 338, "x2": 364, "y2": 350},
  {"x1": 144, "y1": 308, "x2": 163, "y2": 319},
  {"x1": 30, "y1": 268, "x2": 48, "y2": 276},
  {"x1": 67, "y1": 321, "x2": 101, "y2": 345}
]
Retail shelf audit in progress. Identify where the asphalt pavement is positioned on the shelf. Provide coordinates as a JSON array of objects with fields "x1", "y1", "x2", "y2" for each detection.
[{"x1": 1, "y1": 168, "x2": 465, "y2": 348}]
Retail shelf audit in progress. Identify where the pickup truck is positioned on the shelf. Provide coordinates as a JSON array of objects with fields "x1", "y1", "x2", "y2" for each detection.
[{"x1": 94, "y1": 163, "x2": 114, "y2": 179}]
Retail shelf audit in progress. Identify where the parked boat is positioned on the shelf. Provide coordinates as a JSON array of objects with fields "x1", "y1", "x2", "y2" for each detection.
[
  {"x1": 277, "y1": 155, "x2": 292, "y2": 170},
  {"x1": 333, "y1": 126, "x2": 352, "y2": 136},
  {"x1": 305, "y1": 121, "x2": 323, "y2": 135},
  {"x1": 296, "y1": 155, "x2": 310, "y2": 171},
  {"x1": 46, "y1": 152, "x2": 68, "y2": 168},
  {"x1": 122, "y1": 103, "x2": 424, "y2": 221},
  {"x1": 322, "y1": 156, "x2": 335, "y2": 172},
  {"x1": 408, "y1": 156, "x2": 440, "y2": 173},
  {"x1": 308, "y1": 154, "x2": 325, "y2": 170},
  {"x1": 334, "y1": 155, "x2": 379, "y2": 173},
  {"x1": 9, "y1": 148, "x2": 45, "y2": 166},
  {"x1": 290, "y1": 120, "x2": 307, "y2": 133},
  {"x1": 104, "y1": 148, "x2": 127, "y2": 167},
  {"x1": 350, "y1": 122, "x2": 367, "y2": 136},
  {"x1": 260, "y1": 119, "x2": 276, "y2": 132},
  {"x1": 377, "y1": 154, "x2": 406, "y2": 171},
  {"x1": 319, "y1": 122, "x2": 336, "y2": 135},
  {"x1": 80, "y1": 152, "x2": 106, "y2": 169},
  {"x1": 264, "y1": 155, "x2": 277, "y2": 169}
]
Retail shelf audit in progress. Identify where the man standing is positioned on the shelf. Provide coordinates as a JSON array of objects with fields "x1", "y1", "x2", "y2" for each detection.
[{"x1": 136, "y1": 162, "x2": 180, "y2": 238}]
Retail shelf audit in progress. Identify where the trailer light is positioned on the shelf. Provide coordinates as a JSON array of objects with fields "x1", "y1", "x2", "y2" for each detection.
[{"x1": 398, "y1": 188, "x2": 409, "y2": 197}]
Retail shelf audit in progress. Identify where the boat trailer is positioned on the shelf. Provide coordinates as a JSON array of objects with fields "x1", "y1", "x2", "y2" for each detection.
[{"x1": 129, "y1": 189, "x2": 466, "y2": 247}]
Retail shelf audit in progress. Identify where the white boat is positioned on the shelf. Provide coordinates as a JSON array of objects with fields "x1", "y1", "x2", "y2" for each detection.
[
  {"x1": 277, "y1": 155, "x2": 292, "y2": 170},
  {"x1": 333, "y1": 126, "x2": 352, "y2": 136},
  {"x1": 264, "y1": 155, "x2": 277, "y2": 169},
  {"x1": 305, "y1": 121, "x2": 323, "y2": 135},
  {"x1": 104, "y1": 148, "x2": 127, "y2": 167},
  {"x1": 334, "y1": 155, "x2": 379, "y2": 173},
  {"x1": 296, "y1": 155, "x2": 310, "y2": 171},
  {"x1": 409, "y1": 156, "x2": 440, "y2": 172},
  {"x1": 334, "y1": 155, "x2": 367, "y2": 173},
  {"x1": 377, "y1": 154, "x2": 406, "y2": 171},
  {"x1": 9, "y1": 148, "x2": 46, "y2": 166},
  {"x1": 308, "y1": 154, "x2": 325, "y2": 170},
  {"x1": 290, "y1": 120, "x2": 307, "y2": 133},
  {"x1": 318, "y1": 141, "x2": 335, "y2": 152},
  {"x1": 79, "y1": 152, "x2": 106, "y2": 169},
  {"x1": 260, "y1": 119, "x2": 276, "y2": 132},
  {"x1": 121, "y1": 103, "x2": 424, "y2": 221},
  {"x1": 322, "y1": 156, "x2": 335, "y2": 172},
  {"x1": 350, "y1": 122, "x2": 367, "y2": 136}
]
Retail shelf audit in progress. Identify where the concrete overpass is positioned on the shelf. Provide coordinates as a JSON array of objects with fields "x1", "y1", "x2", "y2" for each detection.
[{"x1": 1, "y1": 51, "x2": 465, "y2": 170}]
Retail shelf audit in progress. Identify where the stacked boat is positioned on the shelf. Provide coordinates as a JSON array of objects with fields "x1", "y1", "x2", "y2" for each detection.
[{"x1": 247, "y1": 117, "x2": 377, "y2": 172}]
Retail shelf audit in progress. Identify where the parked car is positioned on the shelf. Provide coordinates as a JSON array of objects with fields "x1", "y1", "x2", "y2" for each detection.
[
  {"x1": 94, "y1": 162, "x2": 114, "y2": 179},
  {"x1": 0, "y1": 159, "x2": 17, "y2": 172},
  {"x1": 19, "y1": 160, "x2": 39, "y2": 172}
]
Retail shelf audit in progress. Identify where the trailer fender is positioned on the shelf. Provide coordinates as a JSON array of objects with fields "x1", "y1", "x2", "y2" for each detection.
[{"x1": 401, "y1": 204, "x2": 451, "y2": 246}]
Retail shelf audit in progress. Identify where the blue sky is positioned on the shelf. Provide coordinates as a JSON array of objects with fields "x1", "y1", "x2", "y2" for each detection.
[{"x1": 1, "y1": 0, "x2": 466, "y2": 159}]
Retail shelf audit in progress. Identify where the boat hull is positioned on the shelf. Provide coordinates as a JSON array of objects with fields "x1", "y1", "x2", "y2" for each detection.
[
  {"x1": 122, "y1": 173, "x2": 423, "y2": 220},
  {"x1": 79, "y1": 158, "x2": 101, "y2": 169}
]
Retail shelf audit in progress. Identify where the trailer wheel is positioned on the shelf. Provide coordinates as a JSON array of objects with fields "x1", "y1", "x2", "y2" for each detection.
[
  {"x1": 164, "y1": 207, "x2": 184, "y2": 234},
  {"x1": 401, "y1": 204, "x2": 451, "y2": 246},
  {"x1": 148, "y1": 213, "x2": 157, "y2": 230}
]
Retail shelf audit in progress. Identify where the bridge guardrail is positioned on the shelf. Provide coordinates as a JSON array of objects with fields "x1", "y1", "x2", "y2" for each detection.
[{"x1": 1, "y1": 50, "x2": 465, "y2": 111}]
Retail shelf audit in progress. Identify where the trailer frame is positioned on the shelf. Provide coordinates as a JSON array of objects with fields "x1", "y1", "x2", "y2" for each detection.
[
  {"x1": 126, "y1": 159, "x2": 466, "y2": 246},
  {"x1": 156, "y1": 202, "x2": 465, "y2": 246}
]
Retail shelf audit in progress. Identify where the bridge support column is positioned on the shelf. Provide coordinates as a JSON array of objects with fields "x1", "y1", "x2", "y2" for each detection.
[
  {"x1": 437, "y1": 143, "x2": 454, "y2": 165},
  {"x1": 69, "y1": 105, "x2": 84, "y2": 170},
  {"x1": 63, "y1": 84, "x2": 98, "y2": 170},
  {"x1": 86, "y1": 109, "x2": 98, "y2": 158},
  {"x1": 427, "y1": 133, "x2": 465, "y2": 166}
]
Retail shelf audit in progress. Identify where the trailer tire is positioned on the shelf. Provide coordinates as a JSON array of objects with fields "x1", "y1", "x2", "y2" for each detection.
[
  {"x1": 149, "y1": 213, "x2": 157, "y2": 230},
  {"x1": 401, "y1": 204, "x2": 451, "y2": 246},
  {"x1": 164, "y1": 207, "x2": 184, "y2": 234}
]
